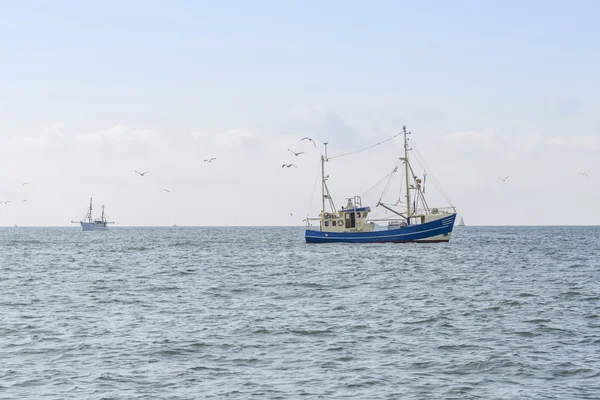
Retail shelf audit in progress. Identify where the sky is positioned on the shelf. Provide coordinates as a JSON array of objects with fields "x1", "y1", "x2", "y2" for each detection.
[{"x1": 1, "y1": 0, "x2": 599, "y2": 226}]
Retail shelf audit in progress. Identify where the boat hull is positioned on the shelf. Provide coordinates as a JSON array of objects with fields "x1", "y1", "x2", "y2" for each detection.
[
  {"x1": 80, "y1": 222, "x2": 108, "y2": 231},
  {"x1": 305, "y1": 213, "x2": 456, "y2": 243}
]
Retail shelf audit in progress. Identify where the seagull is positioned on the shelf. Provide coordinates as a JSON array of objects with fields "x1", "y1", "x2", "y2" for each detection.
[
  {"x1": 1, "y1": 201, "x2": 11, "y2": 204},
  {"x1": 135, "y1": 170, "x2": 150, "y2": 176},
  {"x1": 163, "y1": 189, "x2": 170, "y2": 193},
  {"x1": 22, "y1": 200, "x2": 28, "y2": 203},
  {"x1": 204, "y1": 158, "x2": 216, "y2": 163},
  {"x1": 578, "y1": 172, "x2": 588, "y2": 177},
  {"x1": 498, "y1": 176, "x2": 510, "y2": 182},
  {"x1": 290, "y1": 212, "x2": 293, "y2": 216},
  {"x1": 282, "y1": 164, "x2": 297, "y2": 168},
  {"x1": 22, "y1": 182, "x2": 29, "y2": 185},
  {"x1": 301, "y1": 137, "x2": 316, "y2": 148},
  {"x1": 287, "y1": 149, "x2": 304, "y2": 156}
]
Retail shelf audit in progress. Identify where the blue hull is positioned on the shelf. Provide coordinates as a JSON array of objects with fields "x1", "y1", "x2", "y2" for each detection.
[{"x1": 305, "y1": 213, "x2": 456, "y2": 243}]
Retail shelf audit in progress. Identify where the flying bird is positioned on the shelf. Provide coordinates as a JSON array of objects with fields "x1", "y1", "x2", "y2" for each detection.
[
  {"x1": 22, "y1": 182, "x2": 29, "y2": 185},
  {"x1": 163, "y1": 189, "x2": 170, "y2": 193},
  {"x1": 290, "y1": 212, "x2": 294, "y2": 216},
  {"x1": 301, "y1": 137, "x2": 316, "y2": 148},
  {"x1": 498, "y1": 176, "x2": 510, "y2": 182},
  {"x1": 578, "y1": 172, "x2": 588, "y2": 177},
  {"x1": 287, "y1": 149, "x2": 305, "y2": 156},
  {"x1": 282, "y1": 164, "x2": 297, "y2": 168},
  {"x1": 204, "y1": 158, "x2": 216, "y2": 163},
  {"x1": 22, "y1": 200, "x2": 28, "y2": 203},
  {"x1": 1, "y1": 201, "x2": 11, "y2": 204},
  {"x1": 135, "y1": 170, "x2": 150, "y2": 176}
]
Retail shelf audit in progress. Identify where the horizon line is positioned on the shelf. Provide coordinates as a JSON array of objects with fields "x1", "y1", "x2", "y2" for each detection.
[{"x1": 2, "y1": 224, "x2": 600, "y2": 228}]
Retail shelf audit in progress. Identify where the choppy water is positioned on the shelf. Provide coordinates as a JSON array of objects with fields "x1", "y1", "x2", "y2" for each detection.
[{"x1": 1, "y1": 226, "x2": 599, "y2": 399}]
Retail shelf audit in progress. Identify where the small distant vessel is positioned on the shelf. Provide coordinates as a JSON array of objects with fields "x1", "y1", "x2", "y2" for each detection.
[
  {"x1": 458, "y1": 216, "x2": 465, "y2": 227},
  {"x1": 305, "y1": 126, "x2": 457, "y2": 243},
  {"x1": 72, "y1": 198, "x2": 114, "y2": 231}
]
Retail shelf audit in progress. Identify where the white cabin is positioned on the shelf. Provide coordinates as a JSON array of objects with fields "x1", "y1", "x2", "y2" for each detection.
[{"x1": 319, "y1": 196, "x2": 375, "y2": 233}]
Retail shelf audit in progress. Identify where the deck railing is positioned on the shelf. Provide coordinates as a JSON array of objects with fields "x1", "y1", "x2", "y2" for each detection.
[{"x1": 411, "y1": 206, "x2": 456, "y2": 215}]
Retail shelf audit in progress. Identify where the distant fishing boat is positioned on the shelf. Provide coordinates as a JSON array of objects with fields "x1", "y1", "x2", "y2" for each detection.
[
  {"x1": 458, "y1": 216, "x2": 465, "y2": 226},
  {"x1": 305, "y1": 126, "x2": 457, "y2": 243},
  {"x1": 72, "y1": 198, "x2": 114, "y2": 231}
]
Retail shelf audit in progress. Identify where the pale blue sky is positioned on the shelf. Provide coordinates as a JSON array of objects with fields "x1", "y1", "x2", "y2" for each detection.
[{"x1": 1, "y1": 1, "x2": 599, "y2": 225}]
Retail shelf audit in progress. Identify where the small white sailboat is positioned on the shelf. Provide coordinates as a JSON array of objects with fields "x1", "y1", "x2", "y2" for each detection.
[
  {"x1": 458, "y1": 216, "x2": 465, "y2": 226},
  {"x1": 72, "y1": 198, "x2": 114, "y2": 231}
]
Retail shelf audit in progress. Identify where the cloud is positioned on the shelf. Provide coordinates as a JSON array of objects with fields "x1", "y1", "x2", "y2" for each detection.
[
  {"x1": 543, "y1": 135, "x2": 600, "y2": 151},
  {"x1": 319, "y1": 111, "x2": 358, "y2": 143},
  {"x1": 1, "y1": 124, "x2": 66, "y2": 155},
  {"x1": 77, "y1": 125, "x2": 155, "y2": 142},
  {"x1": 40, "y1": 121, "x2": 65, "y2": 138},
  {"x1": 409, "y1": 108, "x2": 448, "y2": 122},
  {"x1": 444, "y1": 128, "x2": 498, "y2": 153},
  {"x1": 278, "y1": 107, "x2": 363, "y2": 146},
  {"x1": 191, "y1": 128, "x2": 261, "y2": 152},
  {"x1": 444, "y1": 128, "x2": 600, "y2": 155},
  {"x1": 3, "y1": 116, "x2": 598, "y2": 227}
]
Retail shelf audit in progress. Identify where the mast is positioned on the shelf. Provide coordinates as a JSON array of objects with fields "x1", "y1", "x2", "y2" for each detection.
[
  {"x1": 403, "y1": 126, "x2": 411, "y2": 222},
  {"x1": 88, "y1": 198, "x2": 93, "y2": 223},
  {"x1": 321, "y1": 158, "x2": 325, "y2": 217},
  {"x1": 321, "y1": 143, "x2": 328, "y2": 218},
  {"x1": 101, "y1": 205, "x2": 105, "y2": 222}
]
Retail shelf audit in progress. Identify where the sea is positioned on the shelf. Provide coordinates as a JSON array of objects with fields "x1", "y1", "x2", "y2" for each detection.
[{"x1": 1, "y1": 226, "x2": 599, "y2": 399}]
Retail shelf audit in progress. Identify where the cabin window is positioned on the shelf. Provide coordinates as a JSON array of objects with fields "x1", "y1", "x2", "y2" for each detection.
[
  {"x1": 338, "y1": 220, "x2": 344, "y2": 226},
  {"x1": 324, "y1": 221, "x2": 329, "y2": 227},
  {"x1": 356, "y1": 212, "x2": 361, "y2": 218}
]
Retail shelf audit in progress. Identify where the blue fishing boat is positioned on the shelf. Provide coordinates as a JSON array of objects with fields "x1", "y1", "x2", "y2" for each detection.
[{"x1": 305, "y1": 126, "x2": 457, "y2": 243}]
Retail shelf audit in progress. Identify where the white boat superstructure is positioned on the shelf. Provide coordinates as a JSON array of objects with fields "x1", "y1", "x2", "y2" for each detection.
[{"x1": 72, "y1": 198, "x2": 114, "y2": 231}]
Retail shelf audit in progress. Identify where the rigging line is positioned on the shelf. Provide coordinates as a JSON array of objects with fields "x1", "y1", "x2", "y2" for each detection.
[
  {"x1": 397, "y1": 164, "x2": 404, "y2": 206},
  {"x1": 328, "y1": 132, "x2": 403, "y2": 160},
  {"x1": 410, "y1": 142, "x2": 440, "y2": 184},
  {"x1": 361, "y1": 174, "x2": 392, "y2": 200},
  {"x1": 413, "y1": 152, "x2": 450, "y2": 206},
  {"x1": 378, "y1": 159, "x2": 402, "y2": 203},
  {"x1": 361, "y1": 161, "x2": 400, "y2": 199},
  {"x1": 306, "y1": 164, "x2": 321, "y2": 217},
  {"x1": 411, "y1": 145, "x2": 454, "y2": 206}
]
